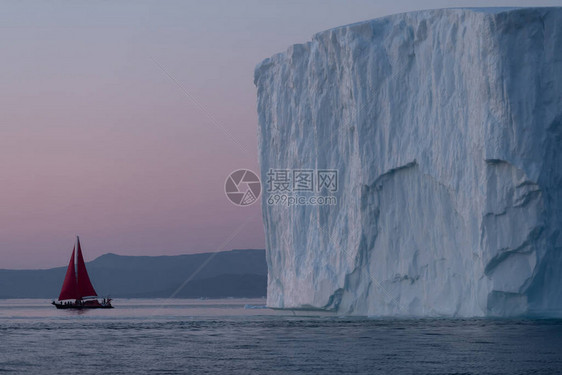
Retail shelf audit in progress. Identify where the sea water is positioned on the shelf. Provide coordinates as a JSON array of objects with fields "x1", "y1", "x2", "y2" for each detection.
[{"x1": 1, "y1": 299, "x2": 561, "y2": 374}]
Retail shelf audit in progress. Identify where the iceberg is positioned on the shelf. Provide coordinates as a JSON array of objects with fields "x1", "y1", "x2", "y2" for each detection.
[{"x1": 254, "y1": 7, "x2": 562, "y2": 316}]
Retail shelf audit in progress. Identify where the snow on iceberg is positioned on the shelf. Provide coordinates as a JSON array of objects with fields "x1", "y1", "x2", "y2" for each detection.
[{"x1": 254, "y1": 8, "x2": 562, "y2": 317}]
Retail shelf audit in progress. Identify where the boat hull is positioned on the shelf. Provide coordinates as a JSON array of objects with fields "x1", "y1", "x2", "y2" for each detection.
[{"x1": 52, "y1": 301, "x2": 113, "y2": 309}]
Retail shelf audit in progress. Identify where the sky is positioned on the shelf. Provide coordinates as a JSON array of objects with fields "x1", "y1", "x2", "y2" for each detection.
[{"x1": 1, "y1": 0, "x2": 560, "y2": 269}]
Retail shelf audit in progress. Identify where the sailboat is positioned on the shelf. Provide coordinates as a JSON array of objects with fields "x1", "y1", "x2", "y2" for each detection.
[{"x1": 52, "y1": 236, "x2": 113, "y2": 309}]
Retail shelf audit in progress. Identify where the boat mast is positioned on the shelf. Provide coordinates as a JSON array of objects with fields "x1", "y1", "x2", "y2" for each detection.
[{"x1": 76, "y1": 235, "x2": 98, "y2": 299}]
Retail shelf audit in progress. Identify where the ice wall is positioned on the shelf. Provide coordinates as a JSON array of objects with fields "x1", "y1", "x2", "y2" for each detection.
[{"x1": 254, "y1": 7, "x2": 562, "y2": 316}]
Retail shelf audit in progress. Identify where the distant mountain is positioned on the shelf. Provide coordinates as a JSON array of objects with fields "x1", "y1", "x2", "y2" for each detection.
[{"x1": 0, "y1": 249, "x2": 267, "y2": 299}]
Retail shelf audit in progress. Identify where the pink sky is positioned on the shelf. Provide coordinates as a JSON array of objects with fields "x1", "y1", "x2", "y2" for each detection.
[{"x1": 1, "y1": 0, "x2": 557, "y2": 269}]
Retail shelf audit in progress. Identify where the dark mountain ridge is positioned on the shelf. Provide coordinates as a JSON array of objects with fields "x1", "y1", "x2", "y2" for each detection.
[{"x1": 0, "y1": 249, "x2": 266, "y2": 299}]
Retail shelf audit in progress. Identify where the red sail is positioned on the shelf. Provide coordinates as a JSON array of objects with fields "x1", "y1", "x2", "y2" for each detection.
[
  {"x1": 76, "y1": 237, "x2": 98, "y2": 298},
  {"x1": 58, "y1": 248, "x2": 78, "y2": 301}
]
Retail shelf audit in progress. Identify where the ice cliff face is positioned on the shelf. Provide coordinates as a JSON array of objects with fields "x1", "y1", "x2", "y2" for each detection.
[{"x1": 254, "y1": 8, "x2": 562, "y2": 317}]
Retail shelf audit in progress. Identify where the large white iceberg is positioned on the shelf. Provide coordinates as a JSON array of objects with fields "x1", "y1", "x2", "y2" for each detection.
[{"x1": 254, "y1": 7, "x2": 562, "y2": 317}]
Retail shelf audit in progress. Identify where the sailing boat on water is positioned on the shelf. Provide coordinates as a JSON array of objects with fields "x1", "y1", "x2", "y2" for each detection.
[{"x1": 52, "y1": 236, "x2": 113, "y2": 309}]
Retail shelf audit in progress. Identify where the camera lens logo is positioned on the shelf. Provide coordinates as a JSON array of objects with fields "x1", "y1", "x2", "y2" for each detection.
[{"x1": 225, "y1": 169, "x2": 261, "y2": 206}]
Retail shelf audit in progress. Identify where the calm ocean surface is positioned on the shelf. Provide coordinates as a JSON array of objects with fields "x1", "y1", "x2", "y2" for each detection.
[{"x1": 1, "y1": 299, "x2": 561, "y2": 374}]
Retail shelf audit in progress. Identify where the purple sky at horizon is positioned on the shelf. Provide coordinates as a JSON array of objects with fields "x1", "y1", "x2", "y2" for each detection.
[{"x1": 1, "y1": 0, "x2": 559, "y2": 269}]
